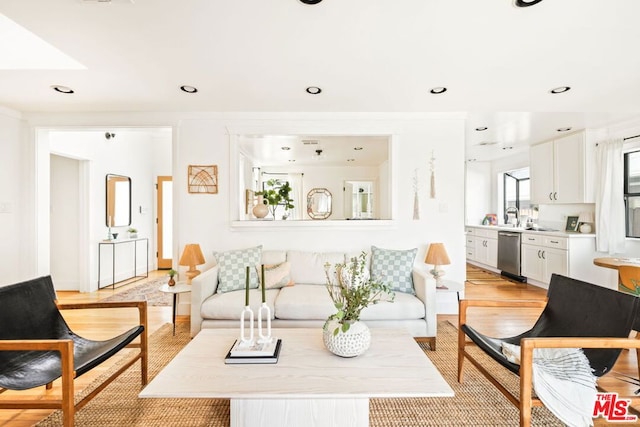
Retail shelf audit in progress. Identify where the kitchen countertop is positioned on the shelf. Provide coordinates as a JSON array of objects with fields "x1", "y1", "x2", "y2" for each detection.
[{"x1": 465, "y1": 224, "x2": 595, "y2": 238}]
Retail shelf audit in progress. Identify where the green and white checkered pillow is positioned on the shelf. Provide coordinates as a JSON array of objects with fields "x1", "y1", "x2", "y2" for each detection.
[
  {"x1": 215, "y1": 246, "x2": 262, "y2": 294},
  {"x1": 370, "y1": 246, "x2": 417, "y2": 294}
]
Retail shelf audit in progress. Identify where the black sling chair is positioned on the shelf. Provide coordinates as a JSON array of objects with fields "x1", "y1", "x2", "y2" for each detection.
[
  {"x1": 458, "y1": 273, "x2": 640, "y2": 427},
  {"x1": 0, "y1": 276, "x2": 147, "y2": 427}
]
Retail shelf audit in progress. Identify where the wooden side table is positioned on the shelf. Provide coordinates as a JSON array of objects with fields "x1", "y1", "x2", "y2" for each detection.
[{"x1": 159, "y1": 283, "x2": 191, "y2": 335}]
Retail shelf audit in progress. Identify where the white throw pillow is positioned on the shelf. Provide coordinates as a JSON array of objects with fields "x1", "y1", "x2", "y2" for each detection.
[{"x1": 256, "y1": 261, "x2": 294, "y2": 289}]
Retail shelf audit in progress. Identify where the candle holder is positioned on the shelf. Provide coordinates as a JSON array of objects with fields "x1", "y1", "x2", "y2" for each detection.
[
  {"x1": 240, "y1": 305, "x2": 255, "y2": 345},
  {"x1": 239, "y1": 265, "x2": 254, "y2": 345},
  {"x1": 257, "y1": 303, "x2": 272, "y2": 344}
]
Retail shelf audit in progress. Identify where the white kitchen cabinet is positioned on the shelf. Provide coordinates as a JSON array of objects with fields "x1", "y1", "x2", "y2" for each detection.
[
  {"x1": 521, "y1": 234, "x2": 568, "y2": 285},
  {"x1": 530, "y1": 130, "x2": 594, "y2": 204},
  {"x1": 465, "y1": 227, "x2": 498, "y2": 269},
  {"x1": 521, "y1": 240, "x2": 544, "y2": 282}
]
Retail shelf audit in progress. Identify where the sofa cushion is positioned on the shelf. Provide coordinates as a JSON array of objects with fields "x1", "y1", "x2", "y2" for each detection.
[
  {"x1": 215, "y1": 246, "x2": 262, "y2": 294},
  {"x1": 287, "y1": 251, "x2": 346, "y2": 285},
  {"x1": 257, "y1": 261, "x2": 294, "y2": 289},
  {"x1": 359, "y1": 291, "x2": 425, "y2": 320},
  {"x1": 201, "y1": 289, "x2": 278, "y2": 320},
  {"x1": 370, "y1": 246, "x2": 417, "y2": 294},
  {"x1": 274, "y1": 285, "x2": 335, "y2": 320}
]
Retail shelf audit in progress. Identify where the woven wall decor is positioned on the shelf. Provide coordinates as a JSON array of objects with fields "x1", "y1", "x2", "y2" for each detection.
[{"x1": 188, "y1": 165, "x2": 218, "y2": 194}]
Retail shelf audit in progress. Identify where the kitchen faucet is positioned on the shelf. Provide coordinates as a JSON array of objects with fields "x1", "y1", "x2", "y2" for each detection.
[{"x1": 505, "y1": 206, "x2": 520, "y2": 227}]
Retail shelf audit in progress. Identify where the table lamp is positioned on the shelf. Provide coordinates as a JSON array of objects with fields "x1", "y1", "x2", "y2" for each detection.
[
  {"x1": 425, "y1": 243, "x2": 451, "y2": 289},
  {"x1": 179, "y1": 243, "x2": 205, "y2": 283},
  {"x1": 578, "y1": 212, "x2": 594, "y2": 233}
]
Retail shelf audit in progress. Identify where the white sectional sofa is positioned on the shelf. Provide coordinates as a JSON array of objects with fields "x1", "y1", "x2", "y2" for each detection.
[{"x1": 190, "y1": 248, "x2": 438, "y2": 348}]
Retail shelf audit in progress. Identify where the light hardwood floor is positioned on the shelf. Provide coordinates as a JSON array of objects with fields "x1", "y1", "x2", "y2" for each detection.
[{"x1": 1, "y1": 267, "x2": 637, "y2": 426}]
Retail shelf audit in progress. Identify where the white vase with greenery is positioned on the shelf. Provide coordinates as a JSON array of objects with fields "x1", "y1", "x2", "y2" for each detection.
[{"x1": 322, "y1": 252, "x2": 394, "y2": 357}]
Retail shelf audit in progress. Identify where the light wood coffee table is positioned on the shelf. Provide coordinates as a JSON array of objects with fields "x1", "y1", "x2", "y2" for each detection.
[{"x1": 139, "y1": 328, "x2": 453, "y2": 427}]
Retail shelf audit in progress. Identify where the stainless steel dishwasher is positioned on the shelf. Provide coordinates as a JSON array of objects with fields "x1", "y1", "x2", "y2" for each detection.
[{"x1": 497, "y1": 231, "x2": 526, "y2": 282}]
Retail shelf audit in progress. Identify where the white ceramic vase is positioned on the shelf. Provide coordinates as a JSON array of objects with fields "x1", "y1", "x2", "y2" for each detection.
[
  {"x1": 252, "y1": 195, "x2": 269, "y2": 219},
  {"x1": 322, "y1": 319, "x2": 371, "y2": 358}
]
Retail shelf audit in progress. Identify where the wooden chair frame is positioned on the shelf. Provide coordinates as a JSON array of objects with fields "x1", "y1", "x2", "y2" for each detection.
[
  {"x1": 458, "y1": 298, "x2": 640, "y2": 427},
  {"x1": 0, "y1": 300, "x2": 148, "y2": 427}
]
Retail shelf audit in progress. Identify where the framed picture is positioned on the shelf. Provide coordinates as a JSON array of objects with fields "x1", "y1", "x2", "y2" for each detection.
[
  {"x1": 565, "y1": 216, "x2": 579, "y2": 232},
  {"x1": 188, "y1": 165, "x2": 218, "y2": 194}
]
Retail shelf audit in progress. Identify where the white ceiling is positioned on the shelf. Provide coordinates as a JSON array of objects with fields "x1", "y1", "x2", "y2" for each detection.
[
  {"x1": 238, "y1": 135, "x2": 389, "y2": 167},
  {"x1": 2, "y1": 0, "x2": 640, "y2": 161}
]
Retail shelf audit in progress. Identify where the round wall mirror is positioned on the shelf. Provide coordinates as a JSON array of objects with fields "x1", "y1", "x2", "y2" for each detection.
[{"x1": 307, "y1": 188, "x2": 332, "y2": 220}]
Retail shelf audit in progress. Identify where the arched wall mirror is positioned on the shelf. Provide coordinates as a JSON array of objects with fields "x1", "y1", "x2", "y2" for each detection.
[
  {"x1": 307, "y1": 188, "x2": 332, "y2": 219},
  {"x1": 105, "y1": 174, "x2": 131, "y2": 227}
]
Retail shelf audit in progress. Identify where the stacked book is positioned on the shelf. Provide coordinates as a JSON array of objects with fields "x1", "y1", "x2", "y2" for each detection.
[{"x1": 224, "y1": 338, "x2": 282, "y2": 364}]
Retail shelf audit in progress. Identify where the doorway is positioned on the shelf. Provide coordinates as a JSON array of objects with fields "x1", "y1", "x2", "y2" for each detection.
[
  {"x1": 50, "y1": 154, "x2": 84, "y2": 290},
  {"x1": 157, "y1": 176, "x2": 173, "y2": 269}
]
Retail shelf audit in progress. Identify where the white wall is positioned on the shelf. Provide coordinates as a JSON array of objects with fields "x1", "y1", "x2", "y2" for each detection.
[
  {"x1": 10, "y1": 112, "x2": 466, "y2": 291},
  {"x1": 465, "y1": 161, "x2": 492, "y2": 226},
  {"x1": 177, "y1": 114, "x2": 466, "y2": 283},
  {"x1": 0, "y1": 107, "x2": 28, "y2": 286}
]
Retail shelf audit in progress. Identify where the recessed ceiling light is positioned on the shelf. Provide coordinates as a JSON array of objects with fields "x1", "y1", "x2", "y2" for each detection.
[
  {"x1": 475, "y1": 127, "x2": 488, "y2": 132},
  {"x1": 281, "y1": 146, "x2": 291, "y2": 150},
  {"x1": 514, "y1": 0, "x2": 544, "y2": 7},
  {"x1": 557, "y1": 127, "x2": 572, "y2": 132},
  {"x1": 354, "y1": 147, "x2": 363, "y2": 151},
  {"x1": 429, "y1": 87, "x2": 447, "y2": 94},
  {"x1": 306, "y1": 86, "x2": 322, "y2": 95},
  {"x1": 51, "y1": 85, "x2": 74, "y2": 94},
  {"x1": 180, "y1": 85, "x2": 198, "y2": 94},
  {"x1": 550, "y1": 86, "x2": 571, "y2": 94}
]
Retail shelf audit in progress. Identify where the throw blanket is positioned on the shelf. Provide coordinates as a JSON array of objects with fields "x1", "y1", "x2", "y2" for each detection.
[{"x1": 502, "y1": 342, "x2": 597, "y2": 427}]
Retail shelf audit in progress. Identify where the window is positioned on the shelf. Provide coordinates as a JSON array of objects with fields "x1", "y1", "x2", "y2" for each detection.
[
  {"x1": 260, "y1": 173, "x2": 303, "y2": 220},
  {"x1": 502, "y1": 167, "x2": 532, "y2": 223},
  {"x1": 624, "y1": 150, "x2": 640, "y2": 237}
]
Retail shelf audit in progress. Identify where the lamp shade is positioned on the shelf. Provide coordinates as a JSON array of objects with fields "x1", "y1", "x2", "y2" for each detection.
[
  {"x1": 424, "y1": 243, "x2": 451, "y2": 266},
  {"x1": 578, "y1": 212, "x2": 594, "y2": 224},
  {"x1": 179, "y1": 243, "x2": 205, "y2": 267}
]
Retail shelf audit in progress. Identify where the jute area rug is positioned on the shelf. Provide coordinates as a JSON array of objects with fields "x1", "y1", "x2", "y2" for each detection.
[
  {"x1": 100, "y1": 277, "x2": 172, "y2": 307},
  {"x1": 35, "y1": 322, "x2": 561, "y2": 427}
]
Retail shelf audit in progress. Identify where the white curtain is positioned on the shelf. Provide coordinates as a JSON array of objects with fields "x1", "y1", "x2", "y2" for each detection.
[
  {"x1": 595, "y1": 138, "x2": 626, "y2": 254},
  {"x1": 287, "y1": 173, "x2": 304, "y2": 220}
]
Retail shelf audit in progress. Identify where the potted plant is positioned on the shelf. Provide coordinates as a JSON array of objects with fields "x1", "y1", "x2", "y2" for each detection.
[
  {"x1": 255, "y1": 179, "x2": 294, "y2": 220},
  {"x1": 168, "y1": 269, "x2": 177, "y2": 286},
  {"x1": 128, "y1": 227, "x2": 138, "y2": 238},
  {"x1": 323, "y1": 252, "x2": 394, "y2": 357}
]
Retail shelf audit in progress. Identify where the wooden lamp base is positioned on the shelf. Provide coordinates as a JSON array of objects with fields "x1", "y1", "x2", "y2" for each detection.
[{"x1": 185, "y1": 268, "x2": 201, "y2": 284}]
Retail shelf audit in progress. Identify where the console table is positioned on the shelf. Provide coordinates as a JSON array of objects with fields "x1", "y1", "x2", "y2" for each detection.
[{"x1": 98, "y1": 238, "x2": 149, "y2": 289}]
